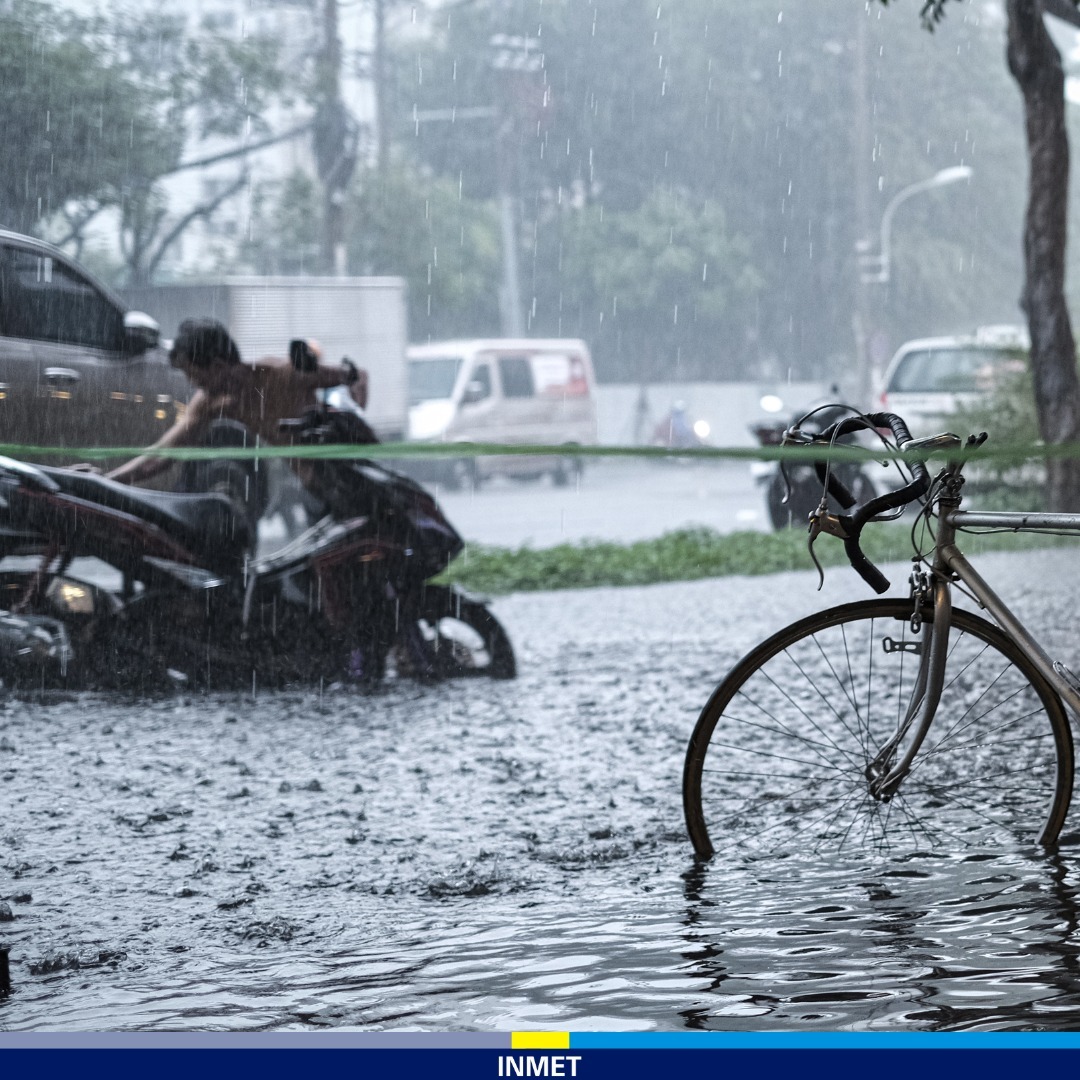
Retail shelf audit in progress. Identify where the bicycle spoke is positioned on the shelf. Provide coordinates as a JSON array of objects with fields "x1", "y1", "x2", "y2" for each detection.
[
  {"x1": 754, "y1": 669, "x2": 864, "y2": 770},
  {"x1": 810, "y1": 630, "x2": 870, "y2": 748},
  {"x1": 703, "y1": 737, "x2": 851, "y2": 777},
  {"x1": 916, "y1": 704, "x2": 1050, "y2": 764},
  {"x1": 720, "y1": 702, "x2": 860, "y2": 768}
]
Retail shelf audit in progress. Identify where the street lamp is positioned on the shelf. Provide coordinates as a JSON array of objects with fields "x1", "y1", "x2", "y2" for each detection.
[{"x1": 858, "y1": 165, "x2": 973, "y2": 284}]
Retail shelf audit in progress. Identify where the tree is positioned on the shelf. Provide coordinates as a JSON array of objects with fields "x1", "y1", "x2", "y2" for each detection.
[
  {"x1": 535, "y1": 191, "x2": 762, "y2": 382},
  {"x1": 106, "y1": 10, "x2": 284, "y2": 285},
  {"x1": 311, "y1": 0, "x2": 360, "y2": 274},
  {"x1": 0, "y1": 0, "x2": 283, "y2": 286},
  {"x1": 347, "y1": 166, "x2": 503, "y2": 341},
  {"x1": 888, "y1": 0, "x2": 1080, "y2": 509},
  {"x1": 240, "y1": 170, "x2": 324, "y2": 276},
  {"x1": 1005, "y1": 0, "x2": 1080, "y2": 509},
  {"x1": 0, "y1": 0, "x2": 172, "y2": 234}
]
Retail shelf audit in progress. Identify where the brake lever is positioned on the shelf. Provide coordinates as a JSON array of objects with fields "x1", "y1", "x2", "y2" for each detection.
[
  {"x1": 807, "y1": 508, "x2": 849, "y2": 591},
  {"x1": 779, "y1": 425, "x2": 814, "y2": 506}
]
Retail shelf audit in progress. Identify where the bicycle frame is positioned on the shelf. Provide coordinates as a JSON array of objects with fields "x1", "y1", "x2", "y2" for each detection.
[{"x1": 871, "y1": 458, "x2": 1080, "y2": 809}]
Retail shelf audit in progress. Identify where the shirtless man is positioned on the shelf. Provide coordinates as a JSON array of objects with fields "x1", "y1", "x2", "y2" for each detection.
[{"x1": 107, "y1": 317, "x2": 367, "y2": 486}]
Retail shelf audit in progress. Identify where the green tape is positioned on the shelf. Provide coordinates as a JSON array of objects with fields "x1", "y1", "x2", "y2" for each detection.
[{"x1": 0, "y1": 438, "x2": 1065, "y2": 465}]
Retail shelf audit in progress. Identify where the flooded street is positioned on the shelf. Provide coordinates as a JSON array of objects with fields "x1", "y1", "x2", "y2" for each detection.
[
  {"x1": 4, "y1": 546, "x2": 1080, "y2": 1031},
  {"x1": 5, "y1": 0, "x2": 1079, "y2": 1041}
]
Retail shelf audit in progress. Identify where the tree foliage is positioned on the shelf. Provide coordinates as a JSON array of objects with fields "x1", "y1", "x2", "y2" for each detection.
[
  {"x1": 242, "y1": 164, "x2": 504, "y2": 340},
  {"x1": 389, "y1": 0, "x2": 1052, "y2": 384},
  {"x1": 0, "y1": 0, "x2": 173, "y2": 233},
  {"x1": 534, "y1": 191, "x2": 762, "y2": 380},
  {"x1": 347, "y1": 167, "x2": 503, "y2": 343},
  {"x1": 0, "y1": 0, "x2": 283, "y2": 284}
]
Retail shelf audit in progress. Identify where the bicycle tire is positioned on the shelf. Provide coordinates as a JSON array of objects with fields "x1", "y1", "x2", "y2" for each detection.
[{"x1": 683, "y1": 599, "x2": 1074, "y2": 859}]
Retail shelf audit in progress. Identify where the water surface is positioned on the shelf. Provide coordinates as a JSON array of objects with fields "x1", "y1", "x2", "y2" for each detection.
[{"x1": 3, "y1": 553, "x2": 1080, "y2": 1030}]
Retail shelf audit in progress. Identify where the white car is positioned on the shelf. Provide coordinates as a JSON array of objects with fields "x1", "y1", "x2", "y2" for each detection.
[{"x1": 878, "y1": 326, "x2": 1029, "y2": 437}]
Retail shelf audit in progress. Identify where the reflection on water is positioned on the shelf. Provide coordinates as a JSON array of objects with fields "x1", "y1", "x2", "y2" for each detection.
[
  {"x1": 678, "y1": 851, "x2": 1080, "y2": 1030},
  {"x1": 4, "y1": 555, "x2": 1080, "y2": 1030}
]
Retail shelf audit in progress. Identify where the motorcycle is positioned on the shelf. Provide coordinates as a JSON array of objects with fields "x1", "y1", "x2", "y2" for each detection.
[
  {"x1": 0, "y1": 407, "x2": 516, "y2": 691},
  {"x1": 750, "y1": 399, "x2": 880, "y2": 531}
]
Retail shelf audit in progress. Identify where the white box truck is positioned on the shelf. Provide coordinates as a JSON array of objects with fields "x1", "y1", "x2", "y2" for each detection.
[{"x1": 121, "y1": 277, "x2": 409, "y2": 439}]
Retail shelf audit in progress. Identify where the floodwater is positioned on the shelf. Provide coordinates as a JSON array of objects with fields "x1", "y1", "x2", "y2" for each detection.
[{"x1": 3, "y1": 549, "x2": 1080, "y2": 1031}]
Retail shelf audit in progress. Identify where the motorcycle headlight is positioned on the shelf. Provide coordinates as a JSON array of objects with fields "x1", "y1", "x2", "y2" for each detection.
[{"x1": 46, "y1": 578, "x2": 95, "y2": 615}]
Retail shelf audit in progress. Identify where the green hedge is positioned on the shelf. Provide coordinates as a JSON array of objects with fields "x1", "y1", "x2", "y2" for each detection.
[{"x1": 438, "y1": 524, "x2": 1076, "y2": 595}]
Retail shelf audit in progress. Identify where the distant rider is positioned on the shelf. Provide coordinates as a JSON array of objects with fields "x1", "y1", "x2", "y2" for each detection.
[{"x1": 653, "y1": 401, "x2": 697, "y2": 450}]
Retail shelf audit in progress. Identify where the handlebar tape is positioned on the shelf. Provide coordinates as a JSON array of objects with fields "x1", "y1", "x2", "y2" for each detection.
[
  {"x1": 813, "y1": 460, "x2": 857, "y2": 509},
  {"x1": 842, "y1": 534, "x2": 891, "y2": 594},
  {"x1": 811, "y1": 412, "x2": 932, "y2": 594}
]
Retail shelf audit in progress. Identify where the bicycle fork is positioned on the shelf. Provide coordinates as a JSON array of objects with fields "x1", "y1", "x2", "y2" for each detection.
[{"x1": 865, "y1": 576, "x2": 953, "y2": 801}]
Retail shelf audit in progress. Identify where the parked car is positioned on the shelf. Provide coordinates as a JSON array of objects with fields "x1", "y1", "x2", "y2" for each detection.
[
  {"x1": 878, "y1": 325, "x2": 1029, "y2": 437},
  {"x1": 0, "y1": 230, "x2": 190, "y2": 467},
  {"x1": 405, "y1": 338, "x2": 598, "y2": 488}
]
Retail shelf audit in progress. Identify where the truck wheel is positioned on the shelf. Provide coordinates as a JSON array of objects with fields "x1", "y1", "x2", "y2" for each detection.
[{"x1": 552, "y1": 453, "x2": 583, "y2": 487}]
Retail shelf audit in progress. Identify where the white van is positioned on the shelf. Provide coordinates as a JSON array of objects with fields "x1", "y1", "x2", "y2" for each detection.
[
  {"x1": 406, "y1": 338, "x2": 598, "y2": 488},
  {"x1": 879, "y1": 325, "x2": 1029, "y2": 437}
]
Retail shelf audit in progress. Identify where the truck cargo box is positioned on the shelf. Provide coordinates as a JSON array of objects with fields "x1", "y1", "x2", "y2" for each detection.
[{"x1": 122, "y1": 277, "x2": 409, "y2": 439}]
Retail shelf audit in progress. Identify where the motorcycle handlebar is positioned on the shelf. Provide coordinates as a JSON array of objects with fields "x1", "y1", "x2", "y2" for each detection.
[{"x1": 807, "y1": 412, "x2": 933, "y2": 594}]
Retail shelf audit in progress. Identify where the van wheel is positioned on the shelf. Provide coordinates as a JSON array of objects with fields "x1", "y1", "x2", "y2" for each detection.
[{"x1": 446, "y1": 458, "x2": 478, "y2": 492}]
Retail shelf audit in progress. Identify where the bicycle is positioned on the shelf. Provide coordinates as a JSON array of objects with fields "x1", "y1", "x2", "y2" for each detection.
[{"x1": 683, "y1": 411, "x2": 1079, "y2": 859}]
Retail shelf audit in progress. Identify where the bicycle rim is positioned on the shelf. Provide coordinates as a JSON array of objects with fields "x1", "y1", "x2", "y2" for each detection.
[{"x1": 683, "y1": 599, "x2": 1073, "y2": 859}]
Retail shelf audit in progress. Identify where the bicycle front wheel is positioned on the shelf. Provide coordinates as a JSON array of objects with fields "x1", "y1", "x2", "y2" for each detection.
[{"x1": 683, "y1": 600, "x2": 1074, "y2": 859}]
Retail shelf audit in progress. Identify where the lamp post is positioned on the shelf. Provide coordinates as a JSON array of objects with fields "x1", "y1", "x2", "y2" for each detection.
[
  {"x1": 853, "y1": 165, "x2": 973, "y2": 407},
  {"x1": 858, "y1": 165, "x2": 973, "y2": 285}
]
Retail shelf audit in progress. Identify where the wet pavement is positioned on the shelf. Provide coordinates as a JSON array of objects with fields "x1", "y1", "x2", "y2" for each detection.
[
  {"x1": 3, "y1": 548, "x2": 1080, "y2": 1030},
  {"x1": 262, "y1": 460, "x2": 774, "y2": 551}
]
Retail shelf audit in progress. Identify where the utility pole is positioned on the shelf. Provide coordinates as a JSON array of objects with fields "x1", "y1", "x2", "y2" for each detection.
[
  {"x1": 852, "y1": 6, "x2": 874, "y2": 409},
  {"x1": 312, "y1": 0, "x2": 358, "y2": 275},
  {"x1": 373, "y1": 0, "x2": 388, "y2": 176},
  {"x1": 489, "y1": 33, "x2": 543, "y2": 338}
]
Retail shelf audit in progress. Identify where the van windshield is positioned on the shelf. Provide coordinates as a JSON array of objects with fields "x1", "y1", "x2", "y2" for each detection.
[
  {"x1": 408, "y1": 356, "x2": 463, "y2": 405},
  {"x1": 888, "y1": 347, "x2": 1026, "y2": 393}
]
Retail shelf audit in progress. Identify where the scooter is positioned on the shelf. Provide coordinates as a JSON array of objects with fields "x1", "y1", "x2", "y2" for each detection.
[
  {"x1": 651, "y1": 403, "x2": 711, "y2": 459},
  {"x1": 750, "y1": 399, "x2": 879, "y2": 530},
  {"x1": 0, "y1": 407, "x2": 516, "y2": 690}
]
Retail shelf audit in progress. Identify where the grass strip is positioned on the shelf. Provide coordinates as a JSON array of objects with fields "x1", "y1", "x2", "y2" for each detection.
[{"x1": 437, "y1": 524, "x2": 1078, "y2": 595}]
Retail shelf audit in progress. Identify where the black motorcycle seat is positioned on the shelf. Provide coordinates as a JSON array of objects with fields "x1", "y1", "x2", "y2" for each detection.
[{"x1": 35, "y1": 467, "x2": 251, "y2": 572}]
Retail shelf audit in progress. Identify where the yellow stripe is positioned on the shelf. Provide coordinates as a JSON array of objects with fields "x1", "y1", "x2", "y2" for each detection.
[{"x1": 511, "y1": 1032, "x2": 571, "y2": 1050}]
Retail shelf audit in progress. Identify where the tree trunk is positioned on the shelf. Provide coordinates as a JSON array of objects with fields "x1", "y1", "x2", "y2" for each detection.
[{"x1": 1006, "y1": 0, "x2": 1080, "y2": 509}]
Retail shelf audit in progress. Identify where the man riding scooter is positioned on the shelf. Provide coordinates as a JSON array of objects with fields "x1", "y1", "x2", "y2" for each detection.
[
  {"x1": 107, "y1": 318, "x2": 368, "y2": 488},
  {"x1": 102, "y1": 318, "x2": 370, "y2": 544}
]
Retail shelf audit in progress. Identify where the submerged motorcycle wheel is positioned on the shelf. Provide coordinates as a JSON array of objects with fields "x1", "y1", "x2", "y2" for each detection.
[{"x1": 407, "y1": 585, "x2": 516, "y2": 679}]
